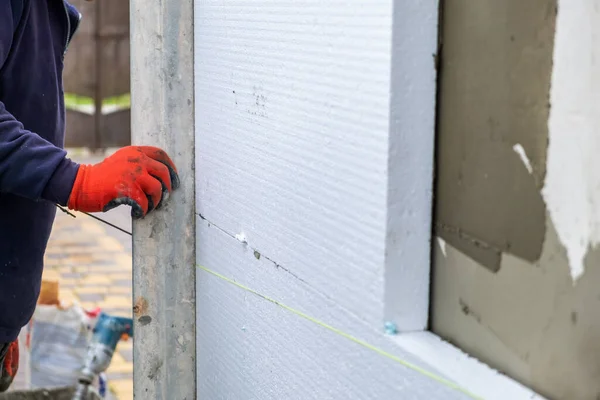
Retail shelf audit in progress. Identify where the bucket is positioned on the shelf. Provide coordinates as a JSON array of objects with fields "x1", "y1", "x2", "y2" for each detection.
[{"x1": 0, "y1": 386, "x2": 102, "y2": 400}]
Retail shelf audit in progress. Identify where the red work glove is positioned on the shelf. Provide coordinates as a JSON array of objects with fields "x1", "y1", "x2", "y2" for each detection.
[
  {"x1": 67, "y1": 146, "x2": 180, "y2": 219},
  {"x1": 0, "y1": 340, "x2": 19, "y2": 392}
]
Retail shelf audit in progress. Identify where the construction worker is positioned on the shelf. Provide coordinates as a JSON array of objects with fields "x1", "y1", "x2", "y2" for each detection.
[{"x1": 0, "y1": 0, "x2": 180, "y2": 391}]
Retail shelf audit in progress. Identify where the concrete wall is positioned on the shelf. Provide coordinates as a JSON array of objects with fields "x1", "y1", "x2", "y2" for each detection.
[
  {"x1": 432, "y1": 1, "x2": 600, "y2": 399},
  {"x1": 192, "y1": 1, "x2": 471, "y2": 398}
]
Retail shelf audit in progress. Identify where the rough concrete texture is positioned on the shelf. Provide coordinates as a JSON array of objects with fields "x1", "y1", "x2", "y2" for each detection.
[
  {"x1": 432, "y1": 221, "x2": 600, "y2": 400},
  {"x1": 432, "y1": 1, "x2": 600, "y2": 399},
  {"x1": 130, "y1": 0, "x2": 197, "y2": 397},
  {"x1": 435, "y1": 0, "x2": 556, "y2": 271}
]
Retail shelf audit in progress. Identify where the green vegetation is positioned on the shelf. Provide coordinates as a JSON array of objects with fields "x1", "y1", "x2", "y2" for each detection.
[{"x1": 64, "y1": 93, "x2": 131, "y2": 110}]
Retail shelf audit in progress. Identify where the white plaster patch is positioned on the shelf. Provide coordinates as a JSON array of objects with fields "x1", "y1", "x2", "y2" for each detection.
[
  {"x1": 437, "y1": 237, "x2": 447, "y2": 257},
  {"x1": 512, "y1": 144, "x2": 533, "y2": 174},
  {"x1": 543, "y1": 0, "x2": 600, "y2": 282}
]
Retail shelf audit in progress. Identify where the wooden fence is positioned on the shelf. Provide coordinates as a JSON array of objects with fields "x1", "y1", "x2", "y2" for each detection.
[{"x1": 63, "y1": 0, "x2": 130, "y2": 150}]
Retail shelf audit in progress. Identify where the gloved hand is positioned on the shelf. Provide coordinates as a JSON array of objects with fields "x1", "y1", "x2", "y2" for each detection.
[
  {"x1": 67, "y1": 146, "x2": 180, "y2": 219},
  {"x1": 0, "y1": 340, "x2": 19, "y2": 392}
]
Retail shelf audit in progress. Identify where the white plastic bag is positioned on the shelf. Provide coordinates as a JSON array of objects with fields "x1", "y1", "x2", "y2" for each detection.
[{"x1": 26, "y1": 304, "x2": 96, "y2": 389}]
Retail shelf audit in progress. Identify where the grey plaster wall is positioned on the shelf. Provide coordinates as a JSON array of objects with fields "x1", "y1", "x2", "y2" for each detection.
[
  {"x1": 431, "y1": 1, "x2": 600, "y2": 399},
  {"x1": 434, "y1": 0, "x2": 555, "y2": 272}
]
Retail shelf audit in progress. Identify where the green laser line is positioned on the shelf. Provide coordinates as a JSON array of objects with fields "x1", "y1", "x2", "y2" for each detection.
[{"x1": 197, "y1": 264, "x2": 483, "y2": 400}]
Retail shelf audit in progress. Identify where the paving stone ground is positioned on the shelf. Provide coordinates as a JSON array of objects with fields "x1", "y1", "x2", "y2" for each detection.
[{"x1": 43, "y1": 152, "x2": 134, "y2": 400}]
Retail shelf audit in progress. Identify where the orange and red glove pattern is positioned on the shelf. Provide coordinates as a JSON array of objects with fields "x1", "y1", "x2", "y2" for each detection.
[
  {"x1": 0, "y1": 340, "x2": 19, "y2": 392},
  {"x1": 67, "y1": 146, "x2": 180, "y2": 219}
]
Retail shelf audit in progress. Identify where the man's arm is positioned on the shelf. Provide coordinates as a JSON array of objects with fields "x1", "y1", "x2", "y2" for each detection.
[
  {"x1": 0, "y1": 101, "x2": 80, "y2": 205},
  {"x1": 0, "y1": 2, "x2": 80, "y2": 204},
  {"x1": 0, "y1": 2, "x2": 179, "y2": 216}
]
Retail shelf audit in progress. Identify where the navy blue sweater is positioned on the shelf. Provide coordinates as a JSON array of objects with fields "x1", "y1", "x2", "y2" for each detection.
[{"x1": 0, "y1": 0, "x2": 81, "y2": 342}]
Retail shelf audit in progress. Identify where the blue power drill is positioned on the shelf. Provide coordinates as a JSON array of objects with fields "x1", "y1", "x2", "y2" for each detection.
[{"x1": 72, "y1": 312, "x2": 133, "y2": 400}]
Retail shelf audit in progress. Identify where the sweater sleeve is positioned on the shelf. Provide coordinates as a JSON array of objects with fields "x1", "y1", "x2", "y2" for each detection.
[{"x1": 0, "y1": 1, "x2": 79, "y2": 206}]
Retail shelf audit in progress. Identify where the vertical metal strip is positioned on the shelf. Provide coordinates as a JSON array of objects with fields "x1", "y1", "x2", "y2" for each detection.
[{"x1": 130, "y1": 0, "x2": 196, "y2": 398}]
